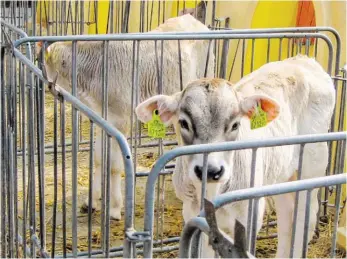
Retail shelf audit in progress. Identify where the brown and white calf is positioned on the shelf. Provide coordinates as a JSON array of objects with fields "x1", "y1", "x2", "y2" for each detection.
[{"x1": 135, "y1": 55, "x2": 335, "y2": 257}]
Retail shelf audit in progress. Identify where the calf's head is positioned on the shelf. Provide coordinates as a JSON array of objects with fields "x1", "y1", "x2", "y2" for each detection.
[{"x1": 135, "y1": 78, "x2": 280, "y2": 185}]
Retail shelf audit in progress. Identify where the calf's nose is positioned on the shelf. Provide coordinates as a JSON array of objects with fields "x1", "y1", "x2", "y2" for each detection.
[{"x1": 194, "y1": 165, "x2": 225, "y2": 181}]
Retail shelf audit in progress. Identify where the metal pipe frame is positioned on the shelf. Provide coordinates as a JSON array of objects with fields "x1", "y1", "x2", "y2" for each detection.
[
  {"x1": 143, "y1": 132, "x2": 346, "y2": 258},
  {"x1": 179, "y1": 173, "x2": 347, "y2": 258},
  {"x1": 1, "y1": 19, "x2": 344, "y2": 258},
  {"x1": 4, "y1": 45, "x2": 135, "y2": 258}
]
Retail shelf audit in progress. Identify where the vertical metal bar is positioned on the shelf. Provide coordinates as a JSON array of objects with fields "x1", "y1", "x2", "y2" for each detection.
[
  {"x1": 250, "y1": 39, "x2": 255, "y2": 72},
  {"x1": 305, "y1": 38, "x2": 310, "y2": 56},
  {"x1": 88, "y1": 122, "x2": 94, "y2": 258},
  {"x1": 20, "y1": 59, "x2": 27, "y2": 259},
  {"x1": 163, "y1": 0, "x2": 166, "y2": 23},
  {"x1": 94, "y1": 0, "x2": 98, "y2": 34},
  {"x1": 333, "y1": 78, "x2": 346, "y2": 178},
  {"x1": 57, "y1": 0, "x2": 60, "y2": 36},
  {"x1": 61, "y1": 0, "x2": 66, "y2": 36},
  {"x1": 154, "y1": 40, "x2": 161, "y2": 240},
  {"x1": 211, "y1": 0, "x2": 216, "y2": 27},
  {"x1": 330, "y1": 184, "x2": 342, "y2": 258},
  {"x1": 104, "y1": 135, "x2": 111, "y2": 257},
  {"x1": 133, "y1": 40, "x2": 141, "y2": 251},
  {"x1": 101, "y1": 40, "x2": 110, "y2": 252},
  {"x1": 80, "y1": 0, "x2": 84, "y2": 34},
  {"x1": 122, "y1": 1, "x2": 131, "y2": 33},
  {"x1": 74, "y1": 0, "x2": 78, "y2": 35},
  {"x1": 149, "y1": 0, "x2": 154, "y2": 30},
  {"x1": 27, "y1": 52, "x2": 36, "y2": 259},
  {"x1": 314, "y1": 39, "x2": 319, "y2": 58},
  {"x1": 266, "y1": 38, "x2": 270, "y2": 63},
  {"x1": 278, "y1": 38, "x2": 282, "y2": 60},
  {"x1": 7, "y1": 50, "x2": 15, "y2": 257},
  {"x1": 200, "y1": 153, "x2": 209, "y2": 211},
  {"x1": 302, "y1": 190, "x2": 312, "y2": 258},
  {"x1": 37, "y1": 52, "x2": 46, "y2": 254},
  {"x1": 71, "y1": 40, "x2": 78, "y2": 257},
  {"x1": 250, "y1": 198, "x2": 259, "y2": 255},
  {"x1": 289, "y1": 144, "x2": 305, "y2": 258},
  {"x1": 157, "y1": 0, "x2": 161, "y2": 27},
  {"x1": 12, "y1": 45, "x2": 19, "y2": 258},
  {"x1": 204, "y1": 40, "x2": 212, "y2": 77},
  {"x1": 129, "y1": 40, "x2": 136, "y2": 174},
  {"x1": 246, "y1": 148, "x2": 257, "y2": 249},
  {"x1": 60, "y1": 95, "x2": 67, "y2": 258},
  {"x1": 51, "y1": 92, "x2": 58, "y2": 258},
  {"x1": 139, "y1": 0, "x2": 144, "y2": 32},
  {"x1": 241, "y1": 39, "x2": 245, "y2": 78},
  {"x1": 109, "y1": 0, "x2": 114, "y2": 33},
  {"x1": 177, "y1": 40, "x2": 183, "y2": 91},
  {"x1": 219, "y1": 17, "x2": 230, "y2": 79},
  {"x1": 0, "y1": 44, "x2": 7, "y2": 259},
  {"x1": 146, "y1": 0, "x2": 150, "y2": 32},
  {"x1": 158, "y1": 39, "x2": 165, "y2": 247}
]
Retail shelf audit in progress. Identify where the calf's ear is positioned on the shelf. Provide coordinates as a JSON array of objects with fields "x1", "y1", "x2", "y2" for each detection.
[
  {"x1": 135, "y1": 93, "x2": 181, "y2": 126},
  {"x1": 240, "y1": 94, "x2": 280, "y2": 125}
]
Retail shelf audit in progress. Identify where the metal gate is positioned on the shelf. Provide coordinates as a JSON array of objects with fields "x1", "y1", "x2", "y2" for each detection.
[{"x1": 1, "y1": 2, "x2": 346, "y2": 258}]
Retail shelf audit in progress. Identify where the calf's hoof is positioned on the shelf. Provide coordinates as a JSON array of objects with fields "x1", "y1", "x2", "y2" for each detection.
[
  {"x1": 110, "y1": 208, "x2": 122, "y2": 221},
  {"x1": 80, "y1": 203, "x2": 96, "y2": 214},
  {"x1": 81, "y1": 198, "x2": 101, "y2": 213}
]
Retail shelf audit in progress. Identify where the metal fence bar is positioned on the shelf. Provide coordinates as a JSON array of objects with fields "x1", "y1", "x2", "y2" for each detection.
[
  {"x1": 289, "y1": 144, "x2": 305, "y2": 258},
  {"x1": 13, "y1": 45, "x2": 135, "y2": 257},
  {"x1": 1, "y1": 16, "x2": 343, "y2": 257},
  {"x1": 71, "y1": 40, "x2": 79, "y2": 257},
  {"x1": 88, "y1": 121, "x2": 94, "y2": 258},
  {"x1": 143, "y1": 132, "x2": 346, "y2": 257},
  {"x1": 301, "y1": 190, "x2": 312, "y2": 258},
  {"x1": 59, "y1": 94, "x2": 67, "y2": 258}
]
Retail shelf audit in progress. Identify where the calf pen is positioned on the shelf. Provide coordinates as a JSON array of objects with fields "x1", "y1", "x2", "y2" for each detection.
[{"x1": 1, "y1": 10, "x2": 346, "y2": 259}]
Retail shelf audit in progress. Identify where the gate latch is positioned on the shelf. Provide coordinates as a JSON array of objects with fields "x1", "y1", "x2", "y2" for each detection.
[{"x1": 204, "y1": 198, "x2": 255, "y2": 258}]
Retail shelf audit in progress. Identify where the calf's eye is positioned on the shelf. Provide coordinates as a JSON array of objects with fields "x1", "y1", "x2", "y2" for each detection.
[
  {"x1": 231, "y1": 122, "x2": 240, "y2": 131},
  {"x1": 179, "y1": 119, "x2": 189, "y2": 131}
]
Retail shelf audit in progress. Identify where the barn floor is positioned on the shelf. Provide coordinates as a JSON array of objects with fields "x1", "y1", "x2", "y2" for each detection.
[{"x1": 15, "y1": 93, "x2": 346, "y2": 258}]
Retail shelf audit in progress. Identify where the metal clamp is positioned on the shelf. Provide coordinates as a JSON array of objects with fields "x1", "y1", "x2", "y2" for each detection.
[
  {"x1": 204, "y1": 198, "x2": 254, "y2": 258},
  {"x1": 126, "y1": 230, "x2": 151, "y2": 243}
]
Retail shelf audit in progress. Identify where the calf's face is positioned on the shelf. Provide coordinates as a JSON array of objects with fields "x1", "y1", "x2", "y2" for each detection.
[{"x1": 135, "y1": 78, "x2": 280, "y2": 186}]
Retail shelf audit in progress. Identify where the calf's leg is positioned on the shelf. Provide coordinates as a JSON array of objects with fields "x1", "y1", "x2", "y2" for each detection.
[
  {"x1": 109, "y1": 139, "x2": 125, "y2": 220},
  {"x1": 83, "y1": 131, "x2": 103, "y2": 211}
]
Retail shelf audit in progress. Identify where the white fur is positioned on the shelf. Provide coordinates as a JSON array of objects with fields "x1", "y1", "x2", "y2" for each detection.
[
  {"x1": 136, "y1": 55, "x2": 336, "y2": 257},
  {"x1": 41, "y1": 14, "x2": 215, "y2": 220}
]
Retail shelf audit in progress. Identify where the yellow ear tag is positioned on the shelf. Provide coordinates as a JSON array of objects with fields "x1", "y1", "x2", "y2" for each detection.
[
  {"x1": 148, "y1": 109, "x2": 166, "y2": 139},
  {"x1": 250, "y1": 104, "x2": 268, "y2": 130}
]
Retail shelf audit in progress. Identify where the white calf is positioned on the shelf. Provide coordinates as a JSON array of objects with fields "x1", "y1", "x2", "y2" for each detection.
[{"x1": 135, "y1": 55, "x2": 335, "y2": 257}]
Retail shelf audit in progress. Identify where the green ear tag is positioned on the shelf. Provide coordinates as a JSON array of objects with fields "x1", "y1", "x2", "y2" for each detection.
[
  {"x1": 148, "y1": 109, "x2": 166, "y2": 139},
  {"x1": 250, "y1": 104, "x2": 268, "y2": 130}
]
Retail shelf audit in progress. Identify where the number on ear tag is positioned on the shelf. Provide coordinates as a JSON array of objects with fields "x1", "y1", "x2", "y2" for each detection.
[
  {"x1": 250, "y1": 104, "x2": 268, "y2": 130},
  {"x1": 148, "y1": 109, "x2": 166, "y2": 139}
]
